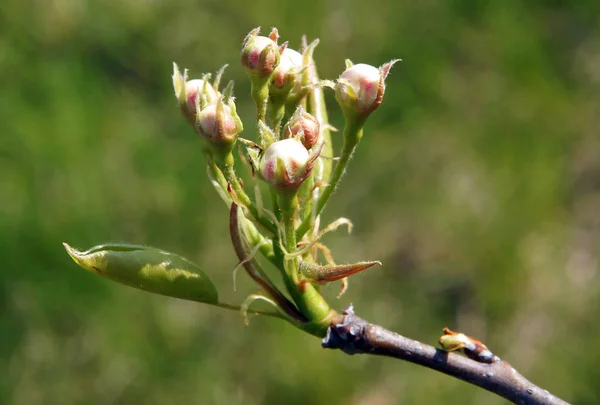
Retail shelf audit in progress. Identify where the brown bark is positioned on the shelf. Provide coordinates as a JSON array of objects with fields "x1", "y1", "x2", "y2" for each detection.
[{"x1": 322, "y1": 305, "x2": 569, "y2": 405}]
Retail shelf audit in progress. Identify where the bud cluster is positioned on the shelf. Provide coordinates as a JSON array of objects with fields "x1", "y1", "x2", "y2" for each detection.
[
  {"x1": 173, "y1": 28, "x2": 398, "y2": 192},
  {"x1": 66, "y1": 26, "x2": 400, "y2": 340},
  {"x1": 172, "y1": 63, "x2": 243, "y2": 162}
]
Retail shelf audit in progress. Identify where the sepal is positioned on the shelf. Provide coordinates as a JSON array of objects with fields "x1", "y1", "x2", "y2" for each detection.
[{"x1": 299, "y1": 260, "x2": 381, "y2": 283}]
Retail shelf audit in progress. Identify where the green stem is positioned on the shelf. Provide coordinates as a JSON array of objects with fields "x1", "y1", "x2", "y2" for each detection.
[
  {"x1": 295, "y1": 119, "x2": 364, "y2": 239},
  {"x1": 207, "y1": 158, "x2": 233, "y2": 206},
  {"x1": 251, "y1": 83, "x2": 269, "y2": 124},
  {"x1": 278, "y1": 192, "x2": 335, "y2": 336},
  {"x1": 242, "y1": 218, "x2": 278, "y2": 267},
  {"x1": 299, "y1": 173, "x2": 314, "y2": 225},
  {"x1": 219, "y1": 163, "x2": 277, "y2": 234},
  {"x1": 280, "y1": 193, "x2": 300, "y2": 282},
  {"x1": 300, "y1": 69, "x2": 330, "y2": 238},
  {"x1": 307, "y1": 75, "x2": 333, "y2": 183},
  {"x1": 269, "y1": 187, "x2": 281, "y2": 222},
  {"x1": 266, "y1": 99, "x2": 285, "y2": 136}
]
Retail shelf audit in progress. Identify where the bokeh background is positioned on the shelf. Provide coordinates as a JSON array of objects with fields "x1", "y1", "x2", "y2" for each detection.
[{"x1": 2, "y1": 0, "x2": 599, "y2": 404}]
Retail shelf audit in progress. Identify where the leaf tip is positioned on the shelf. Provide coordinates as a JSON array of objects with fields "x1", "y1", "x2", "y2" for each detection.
[
  {"x1": 63, "y1": 242, "x2": 83, "y2": 264},
  {"x1": 63, "y1": 241, "x2": 75, "y2": 254}
]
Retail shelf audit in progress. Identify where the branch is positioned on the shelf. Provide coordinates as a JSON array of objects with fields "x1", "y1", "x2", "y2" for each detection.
[{"x1": 322, "y1": 305, "x2": 570, "y2": 405}]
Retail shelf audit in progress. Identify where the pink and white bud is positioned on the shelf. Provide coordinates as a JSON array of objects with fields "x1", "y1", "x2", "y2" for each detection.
[
  {"x1": 282, "y1": 106, "x2": 320, "y2": 150},
  {"x1": 172, "y1": 63, "x2": 218, "y2": 120},
  {"x1": 259, "y1": 139, "x2": 316, "y2": 189},
  {"x1": 335, "y1": 59, "x2": 400, "y2": 120},
  {"x1": 185, "y1": 79, "x2": 218, "y2": 115},
  {"x1": 270, "y1": 48, "x2": 303, "y2": 95},
  {"x1": 196, "y1": 98, "x2": 243, "y2": 148},
  {"x1": 241, "y1": 28, "x2": 281, "y2": 78}
]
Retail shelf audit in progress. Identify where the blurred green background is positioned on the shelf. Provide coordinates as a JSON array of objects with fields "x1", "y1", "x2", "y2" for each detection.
[{"x1": 2, "y1": 0, "x2": 599, "y2": 403}]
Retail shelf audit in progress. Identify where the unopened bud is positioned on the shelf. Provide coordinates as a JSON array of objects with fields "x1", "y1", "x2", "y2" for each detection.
[
  {"x1": 241, "y1": 28, "x2": 281, "y2": 79},
  {"x1": 196, "y1": 98, "x2": 243, "y2": 160},
  {"x1": 335, "y1": 59, "x2": 399, "y2": 121},
  {"x1": 270, "y1": 48, "x2": 303, "y2": 97},
  {"x1": 439, "y1": 327, "x2": 496, "y2": 364},
  {"x1": 185, "y1": 79, "x2": 217, "y2": 114},
  {"x1": 259, "y1": 139, "x2": 317, "y2": 190},
  {"x1": 282, "y1": 106, "x2": 320, "y2": 150},
  {"x1": 172, "y1": 63, "x2": 218, "y2": 120}
]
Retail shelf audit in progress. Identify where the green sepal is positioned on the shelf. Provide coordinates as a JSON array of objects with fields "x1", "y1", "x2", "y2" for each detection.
[
  {"x1": 63, "y1": 243, "x2": 218, "y2": 304},
  {"x1": 299, "y1": 260, "x2": 381, "y2": 283}
]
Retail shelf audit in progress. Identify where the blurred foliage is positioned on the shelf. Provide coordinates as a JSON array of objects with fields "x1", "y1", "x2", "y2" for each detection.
[{"x1": 1, "y1": 0, "x2": 600, "y2": 404}]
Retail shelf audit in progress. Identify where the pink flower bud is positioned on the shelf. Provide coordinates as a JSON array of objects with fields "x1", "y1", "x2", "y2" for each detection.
[
  {"x1": 241, "y1": 28, "x2": 281, "y2": 78},
  {"x1": 335, "y1": 59, "x2": 399, "y2": 120},
  {"x1": 172, "y1": 63, "x2": 218, "y2": 120},
  {"x1": 339, "y1": 64, "x2": 380, "y2": 108},
  {"x1": 259, "y1": 139, "x2": 315, "y2": 189},
  {"x1": 282, "y1": 106, "x2": 320, "y2": 150},
  {"x1": 184, "y1": 79, "x2": 218, "y2": 116},
  {"x1": 270, "y1": 48, "x2": 303, "y2": 94},
  {"x1": 196, "y1": 98, "x2": 243, "y2": 148}
]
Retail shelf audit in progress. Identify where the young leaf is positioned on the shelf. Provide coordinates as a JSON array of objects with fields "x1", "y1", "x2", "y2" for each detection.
[{"x1": 63, "y1": 243, "x2": 218, "y2": 304}]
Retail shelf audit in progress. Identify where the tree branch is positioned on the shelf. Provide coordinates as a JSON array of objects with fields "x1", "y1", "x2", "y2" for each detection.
[{"x1": 322, "y1": 305, "x2": 570, "y2": 405}]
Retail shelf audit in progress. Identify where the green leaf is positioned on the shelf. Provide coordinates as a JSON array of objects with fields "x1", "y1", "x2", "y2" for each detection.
[{"x1": 63, "y1": 243, "x2": 218, "y2": 304}]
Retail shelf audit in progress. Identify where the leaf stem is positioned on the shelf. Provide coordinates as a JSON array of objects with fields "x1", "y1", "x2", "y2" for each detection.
[{"x1": 209, "y1": 301, "x2": 285, "y2": 320}]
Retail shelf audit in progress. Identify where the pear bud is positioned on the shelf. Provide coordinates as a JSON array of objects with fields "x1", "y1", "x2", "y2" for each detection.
[
  {"x1": 241, "y1": 28, "x2": 281, "y2": 79},
  {"x1": 335, "y1": 59, "x2": 399, "y2": 121},
  {"x1": 184, "y1": 79, "x2": 218, "y2": 115},
  {"x1": 259, "y1": 139, "x2": 315, "y2": 190},
  {"x1": 196, "y1": 98, "x2": 243, "y2": 162},
  {"x1": 172, "y1": 63, "x2": 218, "y2": 121},
  {"x1": 270, "y1": 48, "x2": 303, "y2": 97},
  {"x1": 282, "y1": 106, "x2": 320, "y2": 150}
]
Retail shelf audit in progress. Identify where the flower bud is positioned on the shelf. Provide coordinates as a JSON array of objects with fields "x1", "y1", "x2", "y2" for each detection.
[
  {"x1": 282, "y1": 106, "x2": 320, "y2": 150},
  {"x1": 172, "y1": 63, "x2": 218, "y2": 120},
  {"x1": 270, "y1": 47, "x2": 303, "y2": 97},
  {"x1": 259, "y1": 138, "x2": 317, "y2": 189},
  {"x1": 439, "y1": 327, "x2": 496, "y2": 363},
  {"x1": 196, "y1": 98, "x2": 243, "y2": 159},
  {"x1": 335, "y1": 59, "x2": 399, "y2": 121},
  {"x1": 241, "y1": 28, "x2": 281, "y2": 79},
  {"x1": 185, "y1": 79, "x2": 218, "y2": 114}
]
